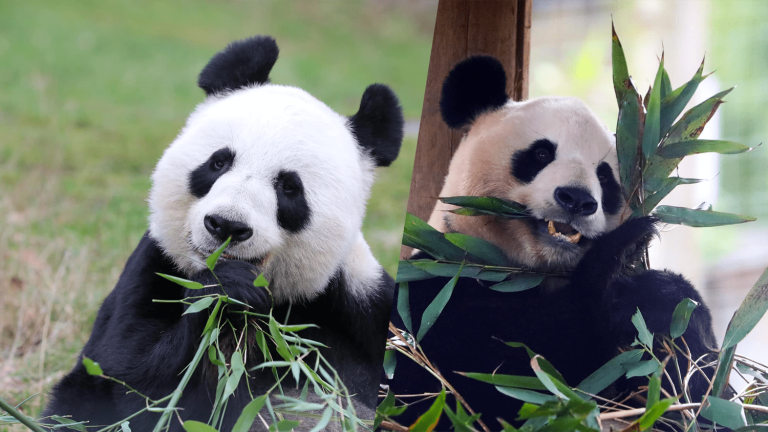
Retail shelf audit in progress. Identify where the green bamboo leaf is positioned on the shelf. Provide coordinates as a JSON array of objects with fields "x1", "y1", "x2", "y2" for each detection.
[
  {"x1": 722, "y1": 266, "x2": 768, "y2": 349},
  {"x1": 635, "y1": 177, "x2": 704, "y2": 217},
  {"x1": 712, "y1": 345, "x2": 736, "y2": 397},
  {"x1": 489, "y1": 274, "x2": 544, "y2": 293},
  {"x1": 700, "y1": 396, "x2": 748, "y2": 429},
  {"x1": 203, "y1": 298, "x2": 222, "y2": 334},
  {"x1": 206, "y1": 237, "x2": 231, "y2": 271},
  {"x1": 660, "y1": 57, "x2": 705, "y2": 134},
  {"x1": 409, "y1": 389, "x2": 445, "y2": 432},
  {"x1": 383, "y1": 350, "x2": 397, "y2": 380},
  {"x1": 156, "y1": 273, "x2": 204, "y2": 290},
  {"x1": 460, "y1": 372, "x2": 547, "y2": 390},
  {"x1": 222, "y1": 351, "x2": 245, "y2": 401},
  {"x1": 207, "y1": 345, "x2": 225, "y2": 367},
  {"x1": 82, "y1": 357, "x2": 103, "y2": 376},
  {"x1": 439, "y1": 196, "x2": 528, "y2": 219},
  {"x1": 232, "y1": 395, "x2": 268, "y2": 432},
  {"x1": 443, "y1": 401, "x2": 481, "y2": 432},
  {"x1": 253, "y1": 274, "x2": 269, "y2": 288},
  {"x1": 183, "y1": 297, "x2": 215, "y2": 315},
  {"x1": 645, "y1": 87, "x2": 733, "y2": 183},
  {"x1": 637, "y1": 398, "x2": 676, "y2": 431},
  {"x1": 444, "y1": 232, "x2": 509, "y2": 266},
  {"x1": 642, "y1": 54, "x2": 665, "y2": 160},
  {"x1": 644, "y1": 176, "x2": 703, "y2": 193},
  {"x1": 658, "y1": 139, "x2": 753, "y2": 159},
  {"x1": 274, "y1": 323, "x2": 318, "y2": 332},
  {"x1": 50, "y1": 416, "x2": 87, "y2": 431},
  {"x1": 577, "y1": 349, "x2": 643, "y2": 395},
  {"x1": 182, "y1": 421, "x2": 218, "y2": 432},
  {"x1": 660, "y1": 68, "x2": 672, "y2": 100},
  {"x1": 402, "y1": 213, "x2": 466, "y2": 261},
  {"x1": 653, "y1": 205, "x2": 756, "y2": 227},
  {"x1": 625, "y1": 360, "x2": 658, "y2": 378},
  {"x1": 503, "y1": 343, "x2": 567, "y2": 385},
  {"x1": 308, "y1": 407, "x2": 333, "y2": 432},
  {"x1": 646, "y1": 363, "x2": 664, "y2": 410},
  {"x1": 250, "y1": 361, "x2": 293, "y2": 370},
  {"x1": 269, "y1": 420, "x2": 301, "y2": 432},
  {"x1": 531, "y1": 356, "x2": 580, "y2": 401},
  {"x1": 612, "y1": 23, "x2": 631, "y2": 102},
  {"x1": 416, "y1": 264, "x2": 462, "y2": 342},
  {"x1": 496, "y1": 386, "x2": 556, "y2": 405},
  {"x1": 396, "y1": 260, "x2": 432, "y2": 282},
  {"x1": 397, "y1": 282, "x2": 414, "y2": 335},
  {"x1": 670, "y1": 298, "x2": 699, "y2": 338},
  {"x1": 632, "y1": 309, "x2": 654, "y2": 349},
  {"x1": 269, "y1": 316, "x2": 292, "y2": 361}
]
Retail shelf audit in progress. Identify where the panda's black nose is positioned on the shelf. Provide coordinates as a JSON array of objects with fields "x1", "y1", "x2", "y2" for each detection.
[
  {"x1": 554, "y1": 187, "x2": 598, "y2": 216},
  {"x1": 204, "y1": 214, "x2": 253, "y2": 243}
]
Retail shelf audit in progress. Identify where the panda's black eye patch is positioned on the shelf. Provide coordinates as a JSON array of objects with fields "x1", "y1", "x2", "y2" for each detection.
[
  {"x1": 511, "y1": 139, "x2": 557, "y2": 184},
  {"x1": 597, "y1": 162, "x2": 622, "y2": 215},
  {"x1": 188, "y1": 147, "x2": 235, "y2": 198},
  {"x1": 274, "y1": 170, "x2": 311, "y2": 232}
]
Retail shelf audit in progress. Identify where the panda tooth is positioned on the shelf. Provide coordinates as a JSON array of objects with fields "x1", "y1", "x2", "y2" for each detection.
[
  {"x1": 547, "y1": 220, "x2": 556, "y2": 235},
  {"x1": 566, "y1": 232, "x2": 582, "y2": 244}
]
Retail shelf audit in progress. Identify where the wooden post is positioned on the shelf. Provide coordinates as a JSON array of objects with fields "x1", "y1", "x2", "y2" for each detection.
[{"x1": 402, "y1": 0, "x2": 532, "y2": 259}]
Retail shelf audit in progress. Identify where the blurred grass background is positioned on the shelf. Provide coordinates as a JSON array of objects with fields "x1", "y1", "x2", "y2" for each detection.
[{"x1": 0, "y1": 0, "x2": 436, "y2": 418}]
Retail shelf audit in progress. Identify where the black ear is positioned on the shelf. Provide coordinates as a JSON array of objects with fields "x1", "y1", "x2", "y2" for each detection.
[
  {"x1": 440, "y1": 55, "x2": 509, "y2": 129},
  {"x1": 348, "y1": 84, "x2": 404, "y2": 167},
  {"x1": 198, "y1": 36, "x2": 279, "y2": 96}
]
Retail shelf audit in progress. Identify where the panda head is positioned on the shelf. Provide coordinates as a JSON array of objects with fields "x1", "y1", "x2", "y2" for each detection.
[
  {"x1": 430, "y1": 56, "x2": 624, "y2": 271},
  {"x1": 149, "y1": 36, "x2": 403, "y2": 301}
]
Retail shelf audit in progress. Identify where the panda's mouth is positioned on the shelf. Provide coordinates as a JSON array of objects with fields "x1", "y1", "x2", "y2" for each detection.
[
  {"x1": 222, "y1": 252, "x2": 270, "y2": 267},
  {"x1": 540, "y1": 219, "x2": 582, "y2": 244}
]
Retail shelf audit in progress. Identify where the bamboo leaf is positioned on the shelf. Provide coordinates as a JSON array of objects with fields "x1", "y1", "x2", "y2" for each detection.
[
  {"x1": 397, "y1": 282, "x2": 414, "y2": 336},
  {"x1": 660, "y1": 57, "x2": 705, "y2": 134},
  {"x1": 646, "y1": 363, "x2": 664, "y2": 410},
  {"x1": 396, "y1": 260, "x2": 432, "y2": 282},
  {"x1": 660, "y1": 68, "x2": 672, "y2": 100},
  {"x1": 670, "y1": 298, "x2": 699, "y2": 339},
  {"x1": 653, "y1": 205, "x2": 756, "y2": 227},
  {"x1": 658, "y1": 139, "x2": 753, "y2": 159},
  {"x1": 253, "y1": 274, "x2": 269, "y2": 288},
  {"x1": 637, "y1": 398, "x2": 676, "y2": 431},
  {"x1": 416, "y1": 264, "x2": 462, "y2": 342},
  {"x1": 444, "y1": 232, "x2": 509, "y2": 266},
  {"x1": 625, "y1": 360, "x2": 658, "y2": 378},
  {"x1": 636, "y1": 177, "x2": 704, "y2": 216},
  {"x1": 616, "y1": 78, "x2": 643, "y2": 198},
  {"x1": 82, "y1": 357, "x2": 103, "y2": 376},
  {"x1": 308, "y1": 407, "x2": 333, "y2": 432},
  {"x1": 496, "y1": 386, "x2": 556, "y2": 405},
  {"x1": 712, "y1": 345, "x2": 736, "y2": 397},
  {"x1": 632, "y1": 309, "x2": 654, "y2": 349},
  {"x1": 577, "y1": 349, "x2": 643, "y2": 395},
  {"x1": 460, "y1": 372, "x2": 547, "y2": 390},
  {"x1": 612, "y1": 23, "x2": 631, "y2": 102},
  {"x1": 269, "y1": 316, "x2": 292, "y2": 361},
  {"x1": 644, "y1": 176, "x2": 703, "y2": 193},
  {"x1": 232, "y1": 395, "x2": 268, "y2": 432},
  {"x1": 488, "y1": 274, "x2": 544, "y2": 293},
  {"x1": 156, "y1": 273, "x2": 204, "y2": 290},
  {"x1": 222, "y1": 351, "x2": 245, "y2": 401},
  {"x1": 183, "y1": 297, "x2": 215, "y2": 315},
  {"x1": 182, "y1": 421, "x2": 218, "y2": 432},
  {"x1": 642, "y1": 54, "x2": 665, "y2": 160},
  {"x1": 409, "y1": 389, "x2": 445, "y2": 432},
  {"x1": 531, "y1": 356, "x2": 580, "y2": 401},
  {"x1": 722, "y1": 266, "x2": 768, "y2": 349},
  {"x1": 402, "y1": 213, "x2": 466, "y2": 261},
  {"x1": 206, "y1": 237, "x2": 231, "y2": 271},
  {"x1": 700, "y1": 396, "x2": 748, "y2": 429},
  {"x1": 439, "y1": 196, "x2": 528, "y2": 219},
  {"x1": 383, "y1": 350, "x2": 397, "y2": 380}
]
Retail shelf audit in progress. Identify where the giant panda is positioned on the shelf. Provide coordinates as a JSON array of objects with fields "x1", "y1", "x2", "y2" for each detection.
[
  {"x1": 43, "y1": 36, "x2": 403, "y2": 431},
  {"x1": 386, "y1": 56, "x2": 719, "y2": 429}
]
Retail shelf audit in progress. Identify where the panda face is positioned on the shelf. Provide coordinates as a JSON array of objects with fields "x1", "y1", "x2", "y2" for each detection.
[
  {"x1": 431, "y1": 96, "x2": 624, "y2": 271},
  {"x1": 149, "y1": 84, "x2": 376, "y2": 301}
]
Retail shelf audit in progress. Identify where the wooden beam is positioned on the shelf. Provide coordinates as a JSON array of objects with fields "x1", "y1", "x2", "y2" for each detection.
[{"x1": 402, "y1": 0, "x2": 532, "y2": 259}]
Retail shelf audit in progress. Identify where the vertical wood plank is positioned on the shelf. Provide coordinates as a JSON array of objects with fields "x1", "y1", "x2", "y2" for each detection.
[{"x1": 401, "y1": 0, "x2": 532, "y2": 259}]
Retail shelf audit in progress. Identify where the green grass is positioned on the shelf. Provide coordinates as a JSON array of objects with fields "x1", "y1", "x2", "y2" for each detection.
[{"x1": 0, "y1": 0, "x2": 431, "y2": 418}]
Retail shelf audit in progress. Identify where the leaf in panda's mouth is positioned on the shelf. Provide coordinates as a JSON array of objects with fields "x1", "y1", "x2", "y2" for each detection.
[
  {"x1": 546, "y1": 220, "x2": 582, "y2": 244},
  {"x1": 222, "y1": 252, "x2": 269, "y2": 266}
]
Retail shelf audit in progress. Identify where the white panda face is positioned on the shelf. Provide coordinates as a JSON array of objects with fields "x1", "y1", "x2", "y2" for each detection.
[
  {"x1": 149, "y1": 85, "x2": 375, "y2": 301},
  {"x1": 432, "y1": 96, "x2": 624, "y2": 271}
]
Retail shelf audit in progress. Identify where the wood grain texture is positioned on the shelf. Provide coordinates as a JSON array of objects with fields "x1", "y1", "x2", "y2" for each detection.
[{"x1": 401, "y1": 0, "x2": 532, "y2": 259}]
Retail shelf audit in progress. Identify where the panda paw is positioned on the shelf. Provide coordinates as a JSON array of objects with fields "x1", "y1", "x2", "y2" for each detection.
[
  {"x1": 192, "y1": 260, "x2": 271, "y2": 314},
  {"x1": 573, "y1": 216, "x2": 658, "y2": 285}
]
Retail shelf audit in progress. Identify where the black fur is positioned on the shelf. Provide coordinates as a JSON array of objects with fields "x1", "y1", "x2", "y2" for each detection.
[
  {"x1": 387, "y1": 217, "x2": 718, "y2": 430},
  {"x1": 511, "y1": 139, "x2": 557, "y2": 183},
  {"x1": 348, "y1": 84, "x2": 404, "y2": 167},
  {"x1": 197, "y1": 35, "x2": 279, "y2": 96},
  {"x1": 598, "y1": 162, "x2": 622, "y2": 215},
  {"x1": 44, "y1": 232, "x2": 393, "y2": 430},
  {"x1": 440, "y1": 55, "x2": 509, "y2": 129},
  {"x1": 274, "y1": 170, "x2": 311, "y2": 232},
  {"x1": 188, "y1": 147, "x2": 236, "y2": 198}
]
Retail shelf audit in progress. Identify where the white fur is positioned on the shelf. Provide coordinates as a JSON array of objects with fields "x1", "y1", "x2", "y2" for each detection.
[{"x1": 149, "y1": 84, "x2": 382, "y2": 303}]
